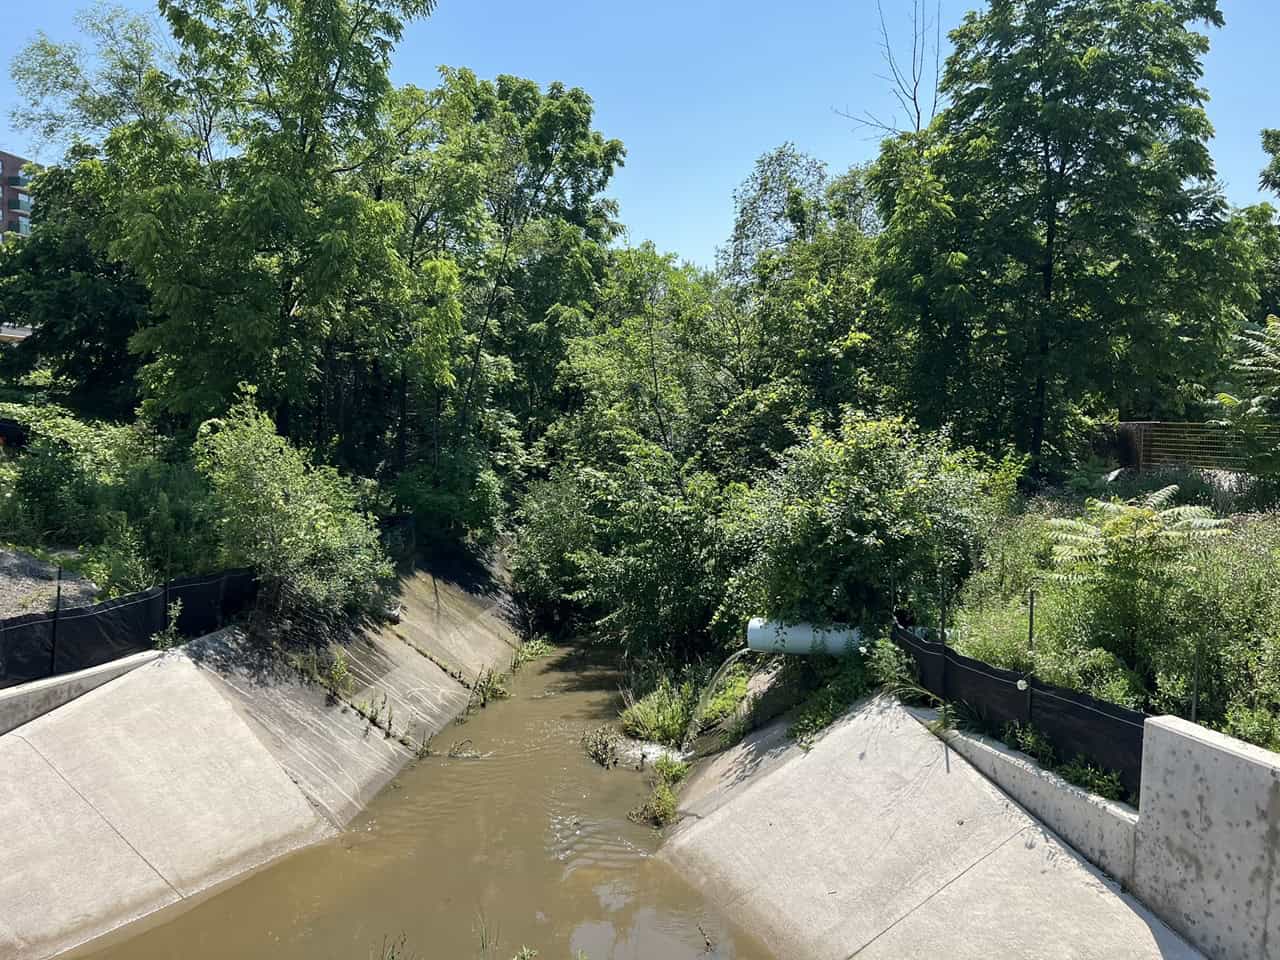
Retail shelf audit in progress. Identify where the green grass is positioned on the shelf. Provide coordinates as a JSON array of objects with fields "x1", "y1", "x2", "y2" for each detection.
[
  {"x1": 693, "y1": 661, "x2": 752, "y2": 728},
  {"x1": 1003, "y1": 721, "x2": 1056, "y2": 767},
  {"x1": 653, "y1": 754, "x2": 688, "y2": 785},
  {"x1": 629, "y1": 780, "x2": 677, "y2": 827},
  {"x1": 788, "y1": 655, "x2": 871, "y2": 747},
  {"x1": 1057, "y1": 757, "x2": 1125, "y2": 802},
  {"x1": 1002, "y1": 720, "x2": 1130, "y2": 803},
  {"x1": 628, "y1": 755, "x2": 688, "y2": 827},
  {"x1": 619, "y1": 677, "x2": 696, "y2": 746},
  {"x1": 511, "y1": 635, "x2": 554, "y2": 672}
]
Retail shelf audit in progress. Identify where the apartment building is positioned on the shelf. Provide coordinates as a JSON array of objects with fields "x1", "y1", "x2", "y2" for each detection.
[{"x1": 0, "y1": 149, "x2": 33, "y2": 241}]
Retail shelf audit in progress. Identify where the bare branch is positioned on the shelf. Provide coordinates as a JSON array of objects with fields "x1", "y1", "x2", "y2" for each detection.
[{"x1": 842, "y1": 0, "x2": 946, "y2": 137}]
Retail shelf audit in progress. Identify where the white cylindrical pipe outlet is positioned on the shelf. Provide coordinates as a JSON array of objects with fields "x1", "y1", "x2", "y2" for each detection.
[{"x1": 746, "y1": 617, "x2": 863, "y2": 656}]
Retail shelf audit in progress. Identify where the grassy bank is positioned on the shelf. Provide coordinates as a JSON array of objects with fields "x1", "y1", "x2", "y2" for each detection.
[{"x1": 950, "y1": 471, "x2": 1280, "y2": 752}]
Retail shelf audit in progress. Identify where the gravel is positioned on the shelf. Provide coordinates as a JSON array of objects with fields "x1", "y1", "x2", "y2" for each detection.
[{"x1": 0, "y1": 548, "x2": 98, "y2": 619}]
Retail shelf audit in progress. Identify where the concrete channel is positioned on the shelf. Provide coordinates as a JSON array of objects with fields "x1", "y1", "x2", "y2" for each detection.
[
  {"x1": 662, "y1": 695, "x2": 1202, "y2": 960},
  {"x1": 0, "y1": 567, "x2": 519, "y2": 960}
]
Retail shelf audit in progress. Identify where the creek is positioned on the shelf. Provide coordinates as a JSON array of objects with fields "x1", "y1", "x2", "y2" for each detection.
[{"x1": 73, "y1": 646, "x2": 773, "y2": 960}]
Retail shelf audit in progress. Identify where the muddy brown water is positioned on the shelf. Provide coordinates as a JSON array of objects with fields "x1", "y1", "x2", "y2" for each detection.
[{"x1": 75, "y1": 647, "x2": 774, "y2": 960}]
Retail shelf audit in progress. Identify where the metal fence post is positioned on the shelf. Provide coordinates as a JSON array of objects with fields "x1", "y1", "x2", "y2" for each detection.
[
  {"x1": 938, "y1": 573, "x2": 949, "y2": 700},
  {"x1": 47, "y1": 566, "x2": 62, "y2": 677},
  {"x1": 1028, "y1": 588, "x2": 1036, "y2": 658},
  {"x1": 217, "y1": 573, "x2": 227, "y2": 629},
  {"x1": 1024, "y1": 588, "x2": 1036, "y2": 723}
]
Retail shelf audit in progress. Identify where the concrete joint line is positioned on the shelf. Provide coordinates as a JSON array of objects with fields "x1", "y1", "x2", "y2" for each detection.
[
  {"x1": 394, "y1": 633, "x2": 475, "y2": 691},
  {"x1": 846, "y1": 823, "x2": 1032, "y2": 958},
  {"x1": 12, "y1": 732, "x2": 183, "y2": 900}
]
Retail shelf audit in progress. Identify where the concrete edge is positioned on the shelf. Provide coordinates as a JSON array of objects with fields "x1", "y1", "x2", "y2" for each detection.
[
  {"x1": 0, "y1": 650, "x2": 162, "y2": 736},
  {"x1": 904, "y1": 705, "x2": 1138, "y2": 888},
  {"x1": 1132, "y1": 714, "x2": 1280, "y2": 960}
]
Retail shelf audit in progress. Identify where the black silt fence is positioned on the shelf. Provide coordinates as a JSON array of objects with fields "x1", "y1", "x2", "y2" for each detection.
[
  {"x1": 0, "y1": 568, "x2": 257, "y2": 689},
  {"x1": 51, "y1": 588, "x2": 166, "y2": 676},
  {"x1": 891, "y1": 624, "x2": 1147, "y2": 798}
]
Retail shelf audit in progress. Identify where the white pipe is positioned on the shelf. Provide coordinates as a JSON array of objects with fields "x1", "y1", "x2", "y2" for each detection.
[{"x1": 746, "y1": 618, "x2": 863, "y2": 656}]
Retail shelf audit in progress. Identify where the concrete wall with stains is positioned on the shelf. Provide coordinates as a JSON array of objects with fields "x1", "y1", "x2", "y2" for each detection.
[{"x1": 1134, "y1": 716, "x2": 1280, "y2": 960}]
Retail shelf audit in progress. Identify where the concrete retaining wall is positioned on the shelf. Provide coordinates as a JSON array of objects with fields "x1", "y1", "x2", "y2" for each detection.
[
  {"x1": 0, "y1": 650, "x2": 160, "y2": 736},
  {"x1": 663, "y1": 696, "x2": 1198, "y2": 960},
  {"x1": 906, "y1": 708, "x2": 1280, "y2": 960},
  {"x1": 0, "y1": 654, "x2": 336, "y2": 960},
  {"x1": 1133, "y1": 716, "x2": 1280, "y2": 960},
  {"x1": 920, "y1": 715, "x2": 1138, "y2": 888}
]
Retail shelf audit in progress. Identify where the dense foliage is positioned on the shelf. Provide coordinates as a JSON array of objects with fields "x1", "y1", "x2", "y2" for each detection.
[
  {"x1": 194, "y1": 393, "x2": 390, "y2": 616},
  {"x1": 954, "y1": 480, "x2": 1280, "y2": 750},
  {"x1": 3, "y1": 0, "x2": 1280, "y2": 753}
]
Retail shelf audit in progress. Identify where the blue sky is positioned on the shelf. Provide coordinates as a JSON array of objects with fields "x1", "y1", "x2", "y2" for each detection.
[{"x1": 1, "y1": 0, "x2": 1276, "y2": 267}]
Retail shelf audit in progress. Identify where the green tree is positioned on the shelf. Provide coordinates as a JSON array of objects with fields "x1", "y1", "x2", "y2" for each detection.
[
  {"x1": 1263, "y1": 129, "x2": 1280, "y2": 195},
  {"x1": 882, "y1": 0, "x2": 1253, "y2": 468},
  {"x1": 0, "y1": 148, "x2": 150, "y2": 417},
  {"x1": 102, "y1": 0, "x2": 454, "y2": 435},
  {"x1": 11, "y1": 2, "x2": 180, "y2": 150}
]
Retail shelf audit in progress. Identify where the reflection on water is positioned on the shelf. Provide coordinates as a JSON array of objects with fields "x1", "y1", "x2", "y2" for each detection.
[{"x1": 76, "y1": 647, "x2": 773, "y2": 960}]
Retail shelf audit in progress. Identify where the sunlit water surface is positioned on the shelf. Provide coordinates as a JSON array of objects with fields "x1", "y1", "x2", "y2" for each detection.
[{"x1": 74, "y1": 647, "x2": 772, "y2": 960}]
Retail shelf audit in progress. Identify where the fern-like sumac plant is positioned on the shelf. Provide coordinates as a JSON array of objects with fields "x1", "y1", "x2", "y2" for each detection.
[
  {"x1": 1217, "y1": 316, "x2": 1280, "y2": 474},
  {"x1": 1047, "y1": 486, "x2": 1227, "y2": 670}
]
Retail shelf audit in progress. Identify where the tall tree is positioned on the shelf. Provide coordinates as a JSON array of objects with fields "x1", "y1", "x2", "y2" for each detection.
[
  {"x1": 0, "y1": 148, "x2": 150, "y2": 417},
  {"x1": 100, "y1": 0, "x2": 456, "y2": 438},
  {"x1": 1263, "y1": 129, "x2": 1280, "y2": 195},
  {"x1": 886, "y1": 0, "x2": 1252, "y2": 468}
]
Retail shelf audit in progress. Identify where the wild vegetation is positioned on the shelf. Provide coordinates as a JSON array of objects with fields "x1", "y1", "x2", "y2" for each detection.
[{"x1": 2, "y1": 0, "x2": 1280, "y2": 767}]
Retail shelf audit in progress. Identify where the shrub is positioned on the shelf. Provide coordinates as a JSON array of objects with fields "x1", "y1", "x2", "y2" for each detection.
[
  {"x1": 619, "y1": 677, "x2": 696, "y2": 746},
  {"x1": 81, "y1": 512, "x2": 156, "y2": 597},
  {"x1": 591, "y1": 461, "x2": 751, "y2": 663},
  {"x1": 866, "y1": 635, "x2": 918, "y2": 691},
  {"x1": 653, "y1": 754, "x2": 688, "y2": 785},
  {"x1": 629, "y1": 753, "x2": 688, "y2": 827},
  {"x1": 150, "y1": 599, "x2": 184, "y2": 650},
  {"x1": 325, "y1": 649, "x2": 353, "y2": 698},
  {"x1": 954, "y1": 492, "x2": 1280, "y2": 753},
  {"x1": 1046, "y1": 485, "x2": 1227, "y2": 672},
  {"x1": 511, "y1": 635, "x2": 554, "y2": 672},
  {"x1": 0, "y1": 401, "x2": 142, "y2": 544},
  {"x1": 744, "y1": 415, "x2": 1006, "y2": 629},
  {"x1": 195, "y1": 393, "x2": 391, "y2": 622},
  {"x1": 1056, "y1": 758, "x2": 1125, "y2": 802},
  {"x1": 0, "y1": 402, "x2": 219, "y2": 583},
  {"x1": 509, "y1": 469, "x2": 601, "y2": 631},
  {"x1": 1003, "y1": 721, "x2": 1057, "y2": 767},
  {"x1": 628, "y1": 779, "x2": 677, "y2": 827},
  {"x1": 581, "y1": 725, "x2": 621, "y2": 767},
  {"x1": 513, "y1": 444, "x2": 752, "y2": 664}
]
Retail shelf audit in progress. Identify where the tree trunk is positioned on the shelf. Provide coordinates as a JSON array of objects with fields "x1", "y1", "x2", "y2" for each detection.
[
  {"x1": 397, "y1": 359, "x2": 408, "y2": 472},
  {"x1": 432, "y1": 386, "x2": 441, "y2": 470},
  {"x1": 1030, "y1": 135, "x2": 1057, "y2": 474}
]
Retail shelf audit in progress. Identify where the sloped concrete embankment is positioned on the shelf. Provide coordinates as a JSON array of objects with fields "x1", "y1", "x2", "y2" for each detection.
[
  {"x1": 0, "y1": 650, "x2": 161, "y2": 736},
  {"x1": 662, "y1": 696, "x2": 1201, "y2": 960},
  {"x1": 0, "y1": 567, "x2": 519, "y2": 960}
]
